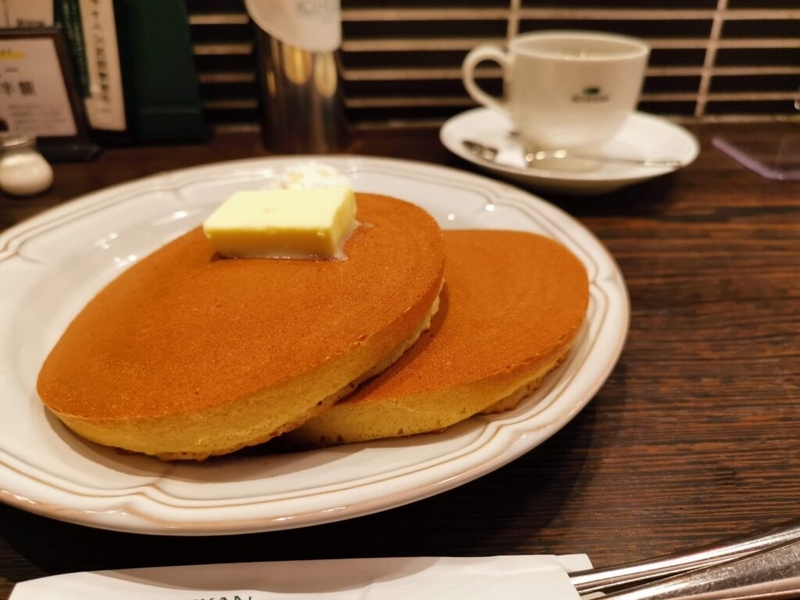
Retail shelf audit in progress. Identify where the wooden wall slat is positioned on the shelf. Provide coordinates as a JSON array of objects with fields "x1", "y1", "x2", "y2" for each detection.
[{"x1": 186, "y1": 1, "x2": 800, "y2": 130}]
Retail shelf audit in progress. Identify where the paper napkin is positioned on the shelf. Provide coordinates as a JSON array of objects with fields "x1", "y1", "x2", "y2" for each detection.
[
  {"x1": 495, "y1": 143, "x2": 531, "y2": 169},
  {"x1": 11, "y1": 554, "x2": 592, "y2": 599}
]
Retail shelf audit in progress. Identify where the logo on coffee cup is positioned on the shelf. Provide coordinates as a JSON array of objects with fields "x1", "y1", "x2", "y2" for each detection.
[{"x1": 572, "y1": 86, "x2": 609, "y2": 103}]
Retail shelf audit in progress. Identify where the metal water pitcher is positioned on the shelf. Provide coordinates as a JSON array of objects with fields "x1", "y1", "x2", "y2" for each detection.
[{"x1": 246, "y1": 0, "x2": 349, "y2": 154}]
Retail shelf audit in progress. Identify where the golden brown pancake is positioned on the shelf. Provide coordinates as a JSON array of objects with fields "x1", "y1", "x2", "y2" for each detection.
[
  {"x1": 289, "y1": 229, "x2": 589, "y2": 447},
  {"x1": 37, "y1": 193, "x2": 445, "y2": 460}
]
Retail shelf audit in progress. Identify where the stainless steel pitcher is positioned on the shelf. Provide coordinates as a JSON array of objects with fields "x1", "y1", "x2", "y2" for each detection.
[{"x1": 255, "y1": 28, "x2": 349, "y2": 154}]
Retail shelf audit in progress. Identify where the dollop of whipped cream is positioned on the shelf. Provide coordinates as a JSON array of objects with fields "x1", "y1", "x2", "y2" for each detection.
[{"x1": 279, "y1": 162, "x2": 352, "y2": 190}]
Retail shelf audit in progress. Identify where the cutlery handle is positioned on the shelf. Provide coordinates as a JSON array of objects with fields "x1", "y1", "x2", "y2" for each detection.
[
  {"x1": 569, "y1": 518, "x2": 800, "y2": 594},
  {"x1": 579, "y1": 156, "x2": 684, "y2": 168},
  {"x1": 598, "y1": 538, "x2": 800, "y2": 600},
  {"x1": 523, "y1": 151, "x2": 684, "y2": 168}
]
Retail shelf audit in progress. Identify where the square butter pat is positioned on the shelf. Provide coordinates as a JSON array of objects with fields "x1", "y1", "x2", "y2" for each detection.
[{"x1": 203, "y1": 187, "x2": 357, "y2": 258}]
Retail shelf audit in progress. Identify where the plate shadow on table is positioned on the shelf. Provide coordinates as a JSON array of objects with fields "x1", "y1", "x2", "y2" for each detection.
[
  {"x1": 546, "y1": 175, "x2": 677, "y2": 217},
  {"x1": 443, "y1": 154, "x2": 680, "y2": 218}
]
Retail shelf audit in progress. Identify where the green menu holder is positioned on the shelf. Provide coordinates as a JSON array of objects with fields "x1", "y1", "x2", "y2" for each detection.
[{"x1": 114, "y1": 0, "x2": 207, "y2": 143}]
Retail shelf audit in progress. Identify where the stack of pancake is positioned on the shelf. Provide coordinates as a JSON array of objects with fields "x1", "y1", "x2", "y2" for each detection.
[{"x1": 37, "y1": 192, "x2": 589, "y2": 460}]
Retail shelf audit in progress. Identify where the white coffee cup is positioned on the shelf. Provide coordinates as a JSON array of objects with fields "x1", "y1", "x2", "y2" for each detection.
[{"x1": 462, "y1": 30, "x2": 650, "y2": 150}]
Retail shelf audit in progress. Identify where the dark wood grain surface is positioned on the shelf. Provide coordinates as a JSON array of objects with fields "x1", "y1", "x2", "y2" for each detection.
[{"x1": 2, "y1": 124, "x2": 799, "y2": 598}]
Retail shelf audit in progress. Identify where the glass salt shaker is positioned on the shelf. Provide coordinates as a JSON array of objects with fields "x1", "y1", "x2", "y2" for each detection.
[{"x1": 0, "y1": 134, "x2": 54, "y2": 197}]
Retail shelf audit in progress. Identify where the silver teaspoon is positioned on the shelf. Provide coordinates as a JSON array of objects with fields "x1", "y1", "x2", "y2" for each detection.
[{"x1": 462, "y1": 139, "x2": 685, "y2": 169}]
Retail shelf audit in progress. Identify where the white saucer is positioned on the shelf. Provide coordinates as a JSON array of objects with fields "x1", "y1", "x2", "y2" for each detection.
[{"x1": 440, "y1": 107, "x2": 700, "y2": 195}]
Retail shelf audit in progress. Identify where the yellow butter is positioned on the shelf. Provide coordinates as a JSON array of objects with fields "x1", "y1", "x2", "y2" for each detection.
[{"x1": 203, "y1": 187, "x2": 358, "y2": 259}]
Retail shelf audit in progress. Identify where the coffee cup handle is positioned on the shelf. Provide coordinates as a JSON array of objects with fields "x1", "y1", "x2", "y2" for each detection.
[{"x1": 462, "y1": 45, "x2": 510, "y2": 115}]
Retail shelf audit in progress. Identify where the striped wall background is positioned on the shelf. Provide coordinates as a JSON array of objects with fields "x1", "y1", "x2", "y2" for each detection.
[{"x1": 188, "y1": 0, "x2": 800, "y2": 131}]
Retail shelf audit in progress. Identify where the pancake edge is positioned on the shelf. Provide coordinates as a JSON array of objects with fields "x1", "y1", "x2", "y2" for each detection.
[
  {"x1": 287, "y1": 323, "x2": 582, "y2": 448},
  {"x1": 47, "y1": 283, "x2": 444, "y2": 461}
]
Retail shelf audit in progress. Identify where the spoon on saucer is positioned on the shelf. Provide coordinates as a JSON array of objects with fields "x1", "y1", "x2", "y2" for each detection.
[{"x1": 463, "y1": 139, "x2": 686, "y2": 169}]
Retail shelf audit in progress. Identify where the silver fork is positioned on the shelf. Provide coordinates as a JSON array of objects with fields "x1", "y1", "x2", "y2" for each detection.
[
  {"x1": 597, "y1": 538, "x2": 800, "y2": 599},
  {"x1": 569, "y1": 517, "x2": 800, "y2": 595}
]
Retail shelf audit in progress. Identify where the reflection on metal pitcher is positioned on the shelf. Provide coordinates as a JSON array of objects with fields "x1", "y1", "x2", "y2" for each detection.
[{"x1": 257, "y1": 30, "x2": 349, "y2": 154}]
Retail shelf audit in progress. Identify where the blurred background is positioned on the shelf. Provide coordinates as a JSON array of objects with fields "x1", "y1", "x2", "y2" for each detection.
[
  {"x1": 192, "y1": 0, "x2": 800, "y2": 133},
  {"x1": 5, "y1": 0, "x2": 797, "y2": 148}
]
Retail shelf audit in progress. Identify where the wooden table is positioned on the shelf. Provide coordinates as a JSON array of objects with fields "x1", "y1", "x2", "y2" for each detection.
[{"x1": 2, "y1": 124, "x2": 799, "y2": 598}]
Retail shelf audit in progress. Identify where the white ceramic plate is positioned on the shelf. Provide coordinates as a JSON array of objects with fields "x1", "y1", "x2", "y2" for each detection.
[
  {"x1": 0, "y1": 156, "x2": 628, "y2": 535},
  {"x1": 440, "y1": 107, "x2": 700, "y2": 195}
]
